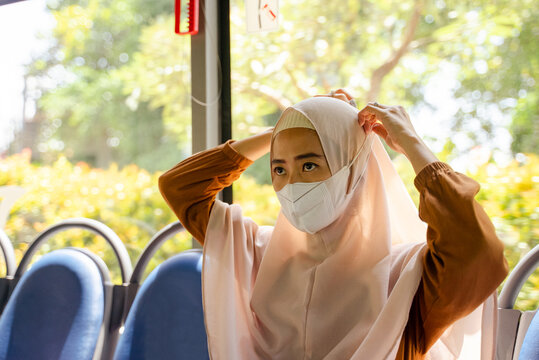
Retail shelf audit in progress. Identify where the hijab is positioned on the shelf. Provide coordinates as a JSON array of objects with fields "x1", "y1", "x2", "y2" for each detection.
[{"x1": 202, "y1": 97, "x2": 496, "y2": 359}]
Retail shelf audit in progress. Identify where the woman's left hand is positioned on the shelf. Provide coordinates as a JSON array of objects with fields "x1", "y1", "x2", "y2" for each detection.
[
  {"x1": 359, "y1": 102, "x2": 438, "y2": 174},
  {"x1": 357, "y1": 103, "x2": 417, "y2": 155}
]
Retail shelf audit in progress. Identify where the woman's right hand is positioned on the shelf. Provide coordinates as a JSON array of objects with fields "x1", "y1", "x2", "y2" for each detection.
[
  {"x1": 358, "y1": 103, "x2": 415, "y2": 155},
  {"x1": 358, "y1": 102, "x2": 438, "y2": 174}
]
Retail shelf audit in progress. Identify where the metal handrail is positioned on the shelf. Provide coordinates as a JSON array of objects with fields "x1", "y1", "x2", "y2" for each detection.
[
  {"x1": 14, "y1": 218, "x2": 133, "y2": 284},
  {"x1": 498, "y1": 245, "x2": 539, "y2": 309},
  {"x1": 129, "y1": 221, "x2": 185, "y2": 285},
  {"x1": 0, "y1": 229, "x2": 15, "y2": 277}
]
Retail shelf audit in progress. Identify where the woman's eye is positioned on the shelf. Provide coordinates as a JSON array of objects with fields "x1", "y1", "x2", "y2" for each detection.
[
  {"x1": 303, "y1": 162, "x2": 317, "y2": 172},
  {"x1": 273, "y1": 167, "x2": 286, "y2": 175}
]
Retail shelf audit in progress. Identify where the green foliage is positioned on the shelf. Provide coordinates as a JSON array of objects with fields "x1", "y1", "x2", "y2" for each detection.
[
  {"x1": 0, "y1": 150, "x2": 190, "y2": 283},
  {"x1": 510, "y1": 92, "x2": 539, "y2": 155},
  {"x1": 28, "y1": 0, "x2": 187, "y2": 172},
  {"x1": 26, "y1": 0, "x2": 539, "y2": 173},
  {"x1": 50, "y1": 0, "x2": 140, "y2": 67},
  {"x1": 226, "y1": 0, "x2": 538, "y2": 155},
  {"x1": 114, "y1": 16, "x2": 193, "y2": 149},
  {"x1": 451, "y1": 0, "x2": 538, "y2": 151},
  {"x1": 471, "y1": 154, "x2": 539, "y2": 310}
]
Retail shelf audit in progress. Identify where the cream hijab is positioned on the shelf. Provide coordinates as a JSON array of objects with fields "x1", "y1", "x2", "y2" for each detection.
[{"x1": 202, "y1": 97, "x2": 496, "y2": 359}]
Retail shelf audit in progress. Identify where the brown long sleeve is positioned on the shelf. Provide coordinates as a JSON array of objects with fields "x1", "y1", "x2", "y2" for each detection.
[
  {"x1": 396, "y1": 162, "x2": 509, "y2": 359},
  {"x1": 159, "y1": 146, "x2": 508, "y2": 359},
  {"x1": 158, "y1": 140, "x2": 253, "y2": 245}
]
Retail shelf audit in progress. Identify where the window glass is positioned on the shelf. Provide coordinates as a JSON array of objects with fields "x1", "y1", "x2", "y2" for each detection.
[
  {"x1": 0, "y1": 0, "x2": 193, "y2": 281},
  {"x1": 229, "y1": 0, "x2": 538, "y2": 310}
]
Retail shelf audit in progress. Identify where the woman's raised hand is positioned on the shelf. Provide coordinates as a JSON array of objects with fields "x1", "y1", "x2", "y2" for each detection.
[
  {"x1": 358, "y1": 103, "x2": 417, "y2": 155},
  {"x1": 359, "y1": 102, "x2": 438, "y2": 174}
]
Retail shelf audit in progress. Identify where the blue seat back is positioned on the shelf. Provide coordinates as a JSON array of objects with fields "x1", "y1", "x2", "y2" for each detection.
[
  {"x1": 519, "y1": 310, "x2": 539, "y2": 360},
  {"x1": 114, "y1": 249, "x2": 209, "y2": 360},
  {"x1": 0, "y1": 228, "x2": 15, "y2": 315},
  {"x1": 0, "y1": 249, "x2": 106, "y2": 360}
]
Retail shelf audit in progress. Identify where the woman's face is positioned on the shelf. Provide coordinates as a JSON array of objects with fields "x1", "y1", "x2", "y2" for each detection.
[{"x1": 271, "y1": 128, "x2": 331, "y2": 192}]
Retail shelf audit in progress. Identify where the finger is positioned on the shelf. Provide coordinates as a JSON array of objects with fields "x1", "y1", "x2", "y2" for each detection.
[
  {"x1": 358, "y1": 111, "x2": 371, "y2": 126},
  {"x1": 358, "y1": 104, "x2": 385, "y2": 119},
  {"x1": 335, "y1": 88, "x2": 353, "y2": 101},
  {"x1": 357, "y1": 112, "x2": 365, "y2": 127},
  {"x1": 368, "y1": 102, "x2": 389, "y2": 109},
  {"x1": 372, "y1": 123, "x2": 388, "y2": 139},
  {"x1": 364, "y1": 120, "x2": 373, "y2": 134},
  {"x1": 364, "y1": 114, "x2": 379, "y2": 133},
  {"x1": 358, "y1": 110, "x2": 376, "y2": 126},
  {"x1": 334, "y1": 93, "x2": 349, "y2": 102},
  {"x1": 359, "y1": 113, "x2": 375, "y2": 127}
]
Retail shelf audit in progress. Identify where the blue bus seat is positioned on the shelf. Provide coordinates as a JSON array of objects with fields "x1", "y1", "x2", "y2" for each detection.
[
  {"x1": 0, "y1": 248, "x2": 108, "y2": 360},
  {"x1": 114, "y1": 249, "x2": 209, "y2": 360},
  {"x1": 519, "y1": 309, "x2": 539, "y2": 360},
  {"x1": 7, "y1": 218, "x2": 134, "y2": 359}
]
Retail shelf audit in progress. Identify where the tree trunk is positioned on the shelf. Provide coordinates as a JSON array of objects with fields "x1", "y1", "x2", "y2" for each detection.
[{"x1": 366, "y1": 0, "x2": 423, "y2": 102}]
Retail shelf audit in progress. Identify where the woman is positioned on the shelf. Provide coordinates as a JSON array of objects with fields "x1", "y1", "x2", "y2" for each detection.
[{"x1": 159, "y1": 90, "x2": 508, "y2": 359}]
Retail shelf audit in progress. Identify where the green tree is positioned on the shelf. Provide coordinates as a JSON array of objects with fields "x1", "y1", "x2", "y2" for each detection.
[
  {"x1": 117, "y1": 0, "x2": 533, "y2": 172},
  {"x1": 510, "y1": 93, "x2": 539, "y2": 155},
  {"x1": 447, "y1": 0, "x2": 539, "y2": 154},
  {"x1": 472, "y1": 153, "x2": 539, "y2": 310},
  {"x1": 26, "y1": 0, "x2": 186, "y2": 171},
  {"x1": 25, "y1": 0, "x2": 537, "y2": 172}
]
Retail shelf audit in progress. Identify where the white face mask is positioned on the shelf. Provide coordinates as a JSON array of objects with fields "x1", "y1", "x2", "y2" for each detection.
[{"x1": 275, "y1": 135, "x2": 372, "y2": 234}]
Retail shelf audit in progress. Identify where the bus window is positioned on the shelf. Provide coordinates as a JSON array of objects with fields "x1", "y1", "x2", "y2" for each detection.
[{"x1": 0, "y1": 0, "x2": 193, "y2": 281}]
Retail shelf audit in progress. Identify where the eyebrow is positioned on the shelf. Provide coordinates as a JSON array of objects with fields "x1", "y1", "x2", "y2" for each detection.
[{"x1": 271, "y1": 152, "x2": 324, "y2": 164}]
